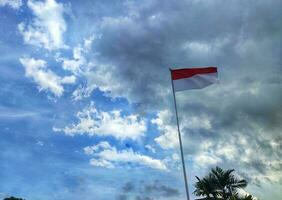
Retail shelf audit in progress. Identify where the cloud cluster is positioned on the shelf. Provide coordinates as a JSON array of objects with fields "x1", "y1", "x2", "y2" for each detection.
[
  {"x1": 56, "y1": 36, "x2": 95, "y2": 75},
  {"x1": 39, "y1": 0, "x2": 281, "y2": 191},
  {"x1": 151, "y1": 100, "x2": 282, "y2": 184},
  {"x1": 20, "y1": 57, "x2": 76, "y2": 97},
  {"x1": 84, "y1": 141, "x2": 167, "y2": 170},
  {"x1": 0, "y1": 0, "x2": 22, "y2": 9},
  {"x1": 8, "y1": 0, "x2": 282, "y2": 198},
  {"x1": 53, "y1": 102, "x2": 147, "y2": 140},
  {"x1": 83, "y1": 0, "x2": 242, "y2": 107},
  {"x1": 18, "y1": 0, "x2": 67, "y2": 50},
  {"x1": 77, "y1": 0, "x2": 282, "y2": 187}
]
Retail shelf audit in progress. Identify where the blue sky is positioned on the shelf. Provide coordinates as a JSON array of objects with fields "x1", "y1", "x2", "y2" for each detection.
[{"x1": 0, "y1": 0, "x2": 281, "y2": 199}]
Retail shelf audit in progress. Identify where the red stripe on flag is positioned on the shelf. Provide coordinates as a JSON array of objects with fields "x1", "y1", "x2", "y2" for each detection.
[{"x1": 171, "y1": 67, "x2": 217, "y2": 80}]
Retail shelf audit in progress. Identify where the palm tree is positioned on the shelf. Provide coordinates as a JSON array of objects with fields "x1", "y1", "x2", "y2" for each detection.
[
  {"x1": 194, "y1": 176, "x2": 212, "y2": 199},
  {"x1": 4, "y1": 197, "x2": 25, "y2": 200},
  {"x1": 211, "y1": 166, "x2": 247, "y2": 199},
  {"x1": 194, "y1": 167, "x2": 248, "y2": 200},
  {"x1": 230, "y1": 194, "x2": 256, "y2": 200},
  {"x1": 194, "y1": 174, "x2": 220, "y2": 199},
  {"x1": 241, "y1": 195, "x2": 256, "y2": 200}
]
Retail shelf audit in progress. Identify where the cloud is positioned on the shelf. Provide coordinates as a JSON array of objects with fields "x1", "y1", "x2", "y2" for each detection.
[
  {"x1": 152, "y1": 110, "x2": 178, "y2": 149},
  {"x1": 84, "y1": 141, "x2": 167, "y2": 170},
  {"x1": 18, "y1": 0, "x2": 67, "y2": 50},
  {"x1": 2, "y1": 0, "x2": 282, "y2": 199},
  {"x1": 0, "y1": 0, "x2": 22, "y2": 9},
  {"x1": 71, "y1": 84, "x2": 93, "y2": 101},
  {"x1": 122, "y1": 182, "x2": 135, "y2": 193},
  {"x1": 56, "y1": 35, "x2": 95, "y2": 75},
  {"x1": 82, "y1": 0, "x2": 249, "y2": 108},
  {"x1": 145, "y1": 145, "x2": 156, "y2": 153},
  {"x1": 59, "y1": 46, "x2": 85, "y2": 73},
  {"x1": 0, "y1": 107, "x2": 39, "y2": 119},
  {"x1": 117, "y1": 180, "x2": 180, "y2": 200},
  {"x1": 194, "y1": 152, "x2": 222, "y2": 168},
  {"x1": 53, "y1": 102, "x2": 147, "y2": 140},
  {"x1": 20, "y1": 57, "x2": 76, "y2": 97},
  {"x1": 151, "y1": 92, "x2": 282, "y2": 183},
  {"x1": 237, "y1": 189, "x2": 258, "y2": 200},
  {"x1": 51, "y1": 0, "x2": 281, "y2": 194},
  {"x1": 152, "y1": 109, "x2": 213, "y2": 149},
  {"x1": 144, "y1": 180, "x2": 180, "y2": 197},
  {"x1": 135, "y1": 197, "x2": 153, "y2": 200},
  {"x1": 83, "y1": 141, "x2": 111, "y2": 155}
]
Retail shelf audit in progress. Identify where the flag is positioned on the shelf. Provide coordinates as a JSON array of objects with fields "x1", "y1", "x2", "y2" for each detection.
[
  {"x1": 169, "y1": 66, "x2": 218, "y2": 200},
  {"x1": 170, "y1": 67, "x2": 218, "y2": 92}
]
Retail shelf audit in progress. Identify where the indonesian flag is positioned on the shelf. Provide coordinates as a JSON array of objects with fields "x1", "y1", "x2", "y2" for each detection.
[{"x1": 170, "y1": 67, "x2": 218, "y2": 92}]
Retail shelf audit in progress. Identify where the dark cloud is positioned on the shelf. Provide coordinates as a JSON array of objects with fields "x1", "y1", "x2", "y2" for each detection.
[
  {"x1": 83, "y1": 0, "x2": 281, "y2": 194},
  {"x1": 117, "y1": 180, "x2": 180, "y2": 200},
  {"x1": 135, "y1": 196, "x2": 153, "y2": 200},
  {"x1": 144, "y1": 180, "x2": 180, "y2": 197},
  {"x1": 117, "y1": 194, "x2": 128, "y2": 200},
  {"x1": 87, "y1": 0, "x2": 248, "y2": 109},
  {"x1": 122, "y1": 182, "x2": 135, "y2": 192}
]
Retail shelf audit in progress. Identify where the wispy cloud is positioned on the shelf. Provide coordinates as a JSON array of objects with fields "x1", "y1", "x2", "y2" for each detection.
[{"x1": 0, "y1": 107, "x2": 39, "y2": 119}]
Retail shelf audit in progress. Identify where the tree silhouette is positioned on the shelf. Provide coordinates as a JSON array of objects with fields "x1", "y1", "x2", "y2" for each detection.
[
  {"x1": 230, "y1": 194, "x2": 256, "y2": 200},
  {"x1": 3, "y1": 196, "x2": 25, "y2": 200},
  {"x1": 211, "y1": 166, "x2": 247, "y2": 199},
  {"x1": 194, "y1": 166, "x2": 248, "y2": 200},
  {"x1": 194, "y1": 174, "x2": 220, "y2": 199}
]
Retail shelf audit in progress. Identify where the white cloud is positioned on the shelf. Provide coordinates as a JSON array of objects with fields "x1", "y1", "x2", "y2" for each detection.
[
  {"x1": 84, "y1": 141, "x2": 167, "y2": 170},
  {"x1": 83, "y1": 35, "x2": 95, "y2": 51},
  {"x1": 56, "y1": 35, "x2": 95, "y2": 74},
  {"x1": 145, "y1": 144, "x2": 156, "y2": 153},
  {"x1": 60, "y1": 46, "x2": 85, "y2": 73},
  {"x1": 18, "y1": 0, "x2": 67, "y2": 50},
  {"x1": 61, "y1": 75, "x2": 76, "y2": 84},
  {"x1": 89, "y1": 158, "x2": 115, "y2": 168},
  {"x1": 152, "y1": 109, "x2": 212, "y2": 150},
  {"x1": 194, "y1": 152, "x2": 222, "y2": 168},
  {"x1": 237, "y1": 189, "x2": 258, "y2": 200},
  {"x1": 182, "y1": 38, "x2": 230, "y2": 57},
  {"x1": 20, "y1": 57, "x2": 76, "y2": 97},
  {"x1": 71, "y1": 84, "x2": 93, "y2": 101},
  {"x1": 36, "y1": 141, "x2": 44, "y2": 146},
  {"x1": 182, "y1": 115, "x2": 212, "y2": 130},
  {"x1": 0, "y1": 0, "x2": 22, "y2": 9},
  {"x1": 84, "y1": 63, "x2": 126, "y2": 98},
  {"x1": 53, "y1": 102, "x2": 147, "y2": 140},
  {"x1": 152, "y1": 110, "x2": 179, "y2": 149},
  {"x1": 84, "y1": 141, "x2": 111, "y2": 155},
  {"x1": 215, "y1": 143, "x2": 239, "y2": 161},
  {"x1": 191, "y1": 131, "x2": 282, "y2": 184}
]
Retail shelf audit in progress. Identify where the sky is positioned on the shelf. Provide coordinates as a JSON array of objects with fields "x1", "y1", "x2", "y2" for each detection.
[{"x1": 0, "y1": 0, "x2": 281, "y2": 199}]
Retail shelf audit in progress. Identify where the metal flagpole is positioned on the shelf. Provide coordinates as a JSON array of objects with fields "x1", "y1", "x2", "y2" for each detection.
[{"x1": 170, "y1": 69, "x2": 190, "y2": 200}]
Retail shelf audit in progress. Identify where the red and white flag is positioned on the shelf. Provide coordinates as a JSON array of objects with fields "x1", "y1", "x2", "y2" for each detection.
[{"x1": 170, "y1": 67, "x2": 218, "y2": 92}]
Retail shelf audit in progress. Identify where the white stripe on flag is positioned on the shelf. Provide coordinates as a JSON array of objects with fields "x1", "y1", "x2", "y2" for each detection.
[{"x1": 173, "y1": 73, "x2": 218, "y2": 92}]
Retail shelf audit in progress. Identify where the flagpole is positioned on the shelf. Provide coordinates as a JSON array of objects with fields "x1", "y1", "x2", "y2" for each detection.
[{"x1": 170, "y1": 68, "x2": 190, "y2": 200}]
